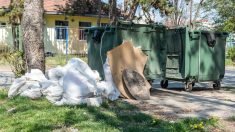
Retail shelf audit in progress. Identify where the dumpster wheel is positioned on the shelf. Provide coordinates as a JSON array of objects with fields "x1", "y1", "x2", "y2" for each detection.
[
  {"x1": 185, "y1": 82, "x2": 193, "y2": 92},
  {"x1": 160, "y1": 80, "x2": 168, "y2": 88},
  {"x1": 213, "y1": 81, "x2": 221, "y2": 90}
]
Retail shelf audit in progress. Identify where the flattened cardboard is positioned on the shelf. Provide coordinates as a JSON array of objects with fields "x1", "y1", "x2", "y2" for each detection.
[{"x1": 107, "y1": 41, "x2": 151, "y2": 99}]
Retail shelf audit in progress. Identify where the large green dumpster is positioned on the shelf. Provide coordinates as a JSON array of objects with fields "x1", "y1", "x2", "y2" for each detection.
[
  {"x1": 164, "y1": 26, "x2": 228, "y2": 91},
  {"x1": 86, "y1": 23, "x2": 167, "y2": 82}
]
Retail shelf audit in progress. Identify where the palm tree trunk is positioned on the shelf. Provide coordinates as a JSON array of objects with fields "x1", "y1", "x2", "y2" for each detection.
[{"x1": 22, "y1": 0, "x2": 45, "y2": 73}]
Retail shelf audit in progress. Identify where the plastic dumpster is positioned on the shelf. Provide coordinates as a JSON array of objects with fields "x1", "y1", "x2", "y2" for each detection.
[
  {"x1": 163, "y1": 26, "x2": 228, "y2": 91},
  {"x1": 85, "y1": 22, "x2": 167, "y2": 83}
]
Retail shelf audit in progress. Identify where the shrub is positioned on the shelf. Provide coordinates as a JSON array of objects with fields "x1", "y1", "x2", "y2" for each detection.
[
  {"x1": 2, "y1": 51, "x2": 25, "y2": 77},
  {"x1": 227, "y1": 46, "x2": 235, "y2": 62}
]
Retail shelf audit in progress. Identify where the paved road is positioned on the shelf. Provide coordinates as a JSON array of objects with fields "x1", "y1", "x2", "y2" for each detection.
[
  {"x1": 125, "y1": 67, "x2": 235, "y2": 119},
  {"x1": 153, "y1": 67, "x2": 235, "y2": 89},
  {"x1": 0, "y1": 71, "x2": 14, "y2": 88}
]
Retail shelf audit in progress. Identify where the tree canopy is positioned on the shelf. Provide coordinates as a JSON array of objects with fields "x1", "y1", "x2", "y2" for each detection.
[{"x1": 204, "y1": 0, "x2": 235, "y2": 32}]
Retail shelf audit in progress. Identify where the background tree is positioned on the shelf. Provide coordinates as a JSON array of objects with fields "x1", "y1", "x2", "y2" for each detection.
[
  {"x1": 0, "y1": 0, "x2": 25, "y2": 77},
  {"x1": 164, "y1": 0, "x2": 206, "y2": 28},
  {"x1": 119, "y1": 0, "x2": 173, "y2": 23},
  {"x1": 109, "y1": 0, "x2": 117, "y2": 24},
  {"x1": 22, "y1": 0, "x2": 45, "y2": 73},
  {"x1": 203, "y1": 0, "x2": 235, "y2": 32},
  {"x1": 97, "y1": 0, "x2": 102, "y2": 26},
  {"x1": 59, "y1": 0, "x2": 109, "y2": 26}
]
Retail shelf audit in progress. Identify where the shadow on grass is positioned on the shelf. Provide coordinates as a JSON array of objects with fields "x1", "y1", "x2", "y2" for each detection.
[{"x1": 0, "y1": 90, "x2": 219, "y2": 132}]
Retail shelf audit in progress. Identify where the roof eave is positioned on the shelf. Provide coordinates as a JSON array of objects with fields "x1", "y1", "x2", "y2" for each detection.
[{"x1": 44, "y1": 11, "x2": 109, "y2": 18}]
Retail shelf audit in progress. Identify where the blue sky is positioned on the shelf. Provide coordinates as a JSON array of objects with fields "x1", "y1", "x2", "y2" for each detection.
[{"x1": 101, "y1": 0, "x2": 212, "y2": 23}]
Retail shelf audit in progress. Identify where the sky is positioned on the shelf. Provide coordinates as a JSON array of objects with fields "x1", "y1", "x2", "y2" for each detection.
[{"x1": 101, "y1": 0, "x2": 213, "y2": 24}]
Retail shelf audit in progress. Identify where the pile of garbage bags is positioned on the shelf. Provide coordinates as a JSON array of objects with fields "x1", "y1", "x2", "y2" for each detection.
[{"x1": 8, "y1": 58, "x2": 120, "y2": 106}]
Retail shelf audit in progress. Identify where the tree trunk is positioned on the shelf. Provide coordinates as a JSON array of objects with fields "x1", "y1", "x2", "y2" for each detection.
[
  {"x1": 127, "y1": 1, "x2": 139, "y2": 20},
  {"x1": 189, "y1": 0, "x2": 193, "y2": 27},
  {"x1": 193, "y1": 0, "x2": 204, "y2": 28},
  {"x1": 97, "y1": 0, "x2": 101, "y2": 26},
  {"x1": 109, "y1": 0, "x2": 117, "y2": 25},
  {"x1": 22, "y1": 0, "x2": 45, "y2": 73}
]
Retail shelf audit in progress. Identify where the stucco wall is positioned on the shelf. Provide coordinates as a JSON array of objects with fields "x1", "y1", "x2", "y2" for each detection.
[
  {"x1": 44, "y1": 14, "x2": 109, "y2": 54},
  {"x1": 0, "y1": 14, "x2": 110, "y2": 54}
]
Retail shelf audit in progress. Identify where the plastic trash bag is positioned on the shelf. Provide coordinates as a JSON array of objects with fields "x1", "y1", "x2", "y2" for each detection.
[
  {"x1": 102, "y1": 58, "x2": 120, "y2": 101},
  {"x1": 25, "y1": 69, "x2": 47, "y2": 82},
  {"x1": 20, "y1": 88, "x2": 42, "y2": 99},
  {"x1": 8, "y1": 77, "x2": 26, "y2": 98},
  {"x1": 42, "y1": 84, "x2": 63, "y2": 103},
  {"x1": 61, "y1": 67, "x2": 97, "y2": 104}
]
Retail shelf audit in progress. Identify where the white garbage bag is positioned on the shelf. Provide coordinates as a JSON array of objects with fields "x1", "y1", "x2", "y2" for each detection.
[
  {"x1": 8, "y1": 77, "x2": 27, "y2": 98},
  {"x1": 102, "y1": 58, "x2": 120, "y2": 101},
  {"x1": 8, "y1": 69, "x2": 46, "y2": 99},
  {"x1": 25, "y1": 69, "x2": 47, "y2": 82},
  {"x1": 54, "y1": 97, "x2": 87, "y2": 106},
  {"x1": 18, "y1": 81, "x2": 41, "y2": 93},
  {"x1": 67, "y1": 58, "x2": 101, "y2": 82},
  {"x1": 42, "y1": 84, "x2": 63, "y2": 103},
  {"x1": 62, "y1": 67, "x2": 97, "y2": 104},
  {"x1": 8, "y1": 58, "x2": 120, "y2": 107},
  {"x1": 47, "y1": 66, "x2": 66, "y2": 81},
  {"x1": 20, "y1": 88, "x2": 42, "y2": 99},
  {"x1": 40, "y1": 80, "x2": 56, "y2": 89},
  {"x1": 86, "y1": 97, "x2": 103, "y2": 107}
]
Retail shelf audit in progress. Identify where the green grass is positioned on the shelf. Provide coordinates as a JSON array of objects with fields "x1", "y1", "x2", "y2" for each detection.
[
  {"x1": 227, "y1": 116, "x2": 235, "y2": 122},
  {"x1": 46, "y1": 54, "x2": 88, "y2": 69},
  {"x1": 225, "y1": 58, "x2": 234, "y2": 66},
  {"x1": 223, "y1": 87, "x2": 235, "y2": 93},
  {"x1": 0, "y1": 89, "x2": 219, "y2": 132},
  {"x1": 0, "y1": 54, "x2": 88, "y2": 70}
]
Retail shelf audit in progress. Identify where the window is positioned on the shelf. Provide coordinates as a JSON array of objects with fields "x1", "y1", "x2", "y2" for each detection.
[
  {"x1": 55, "y1": 20, "x2": 68, "y2": 40},
  {"x1": 0, "y1": 22, "x2": 6, "y2": 27},
  {"x1": 101, "y1": 23, "x2": 108, "y2": 27},
  {"x1": 55, "y1": 21, "x2": 68, "y2": 26},
  {"x1": 79, "y1": 22, "x2": 91, "y2": 40},
  {"x1": 79, "y1": 22, "x2": 91, "y2": 27}
]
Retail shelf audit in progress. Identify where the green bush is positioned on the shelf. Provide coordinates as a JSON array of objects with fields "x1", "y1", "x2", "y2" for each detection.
[
  {"x1": 2, "y1": 51, "x2": 25, "y2": 77},
  {"x1": 227, "y1": 46, "x2": 235, "y2": 62}
]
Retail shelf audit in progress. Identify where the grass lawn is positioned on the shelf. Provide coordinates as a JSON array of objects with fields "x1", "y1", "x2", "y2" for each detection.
[
  {"x1": 228, "y1": 116, "x2": 235, "y2": 122},
  {"x1": 225, "y1": 59, "x2": 234, "y2": 66},
  {"x1": 0, "y1": 89, "x2": 220, "y2": 132},
  {"x1": 45, "y1": 55, "x2": 88, "y2": 69}
]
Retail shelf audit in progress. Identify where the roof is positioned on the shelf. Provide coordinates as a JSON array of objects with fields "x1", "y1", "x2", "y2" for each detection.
[
  {"x1": 0, "y1": 0, "x2": 67, "y2": 12},
  {"x1": 0, "y1": 0, "x2": 109, "y2": 16},
  {"x1": 44, "y1": 0, "x2": 67, "y2": 12},
  {"x1": 0, "y1": 0, "x2": 10, "y2": 8}
]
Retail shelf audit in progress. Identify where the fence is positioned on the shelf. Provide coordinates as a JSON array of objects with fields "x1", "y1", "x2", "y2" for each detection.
[
  {"x1": 0, "y1": 26, "x2": 88, "y2": 68},
  {"x1": 44, "y1": 27, "x2": 88, "y2": 56}
]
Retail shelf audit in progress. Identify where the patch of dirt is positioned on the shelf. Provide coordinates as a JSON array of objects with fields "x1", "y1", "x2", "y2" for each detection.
[
  {"x1": 124, "y1": 88, "x2": 235, "y2": 128},
  {"x1": 0, "y1": 100, "x2": 6, "y2": 105},
  {"x1": 219, "y1": 119, "x2": 235, "y2": 132},
  {"x1": 0, "y1": 65, "x2": 12, "y2": 72}
]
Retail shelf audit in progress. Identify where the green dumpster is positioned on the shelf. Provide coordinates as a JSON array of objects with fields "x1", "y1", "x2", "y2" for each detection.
[
  {"x1": 163, "y1": 26, "x2": 228, "y2": 91},
  {"x1": 85, "y1": 22, "x2": 167, "y2": 82}
]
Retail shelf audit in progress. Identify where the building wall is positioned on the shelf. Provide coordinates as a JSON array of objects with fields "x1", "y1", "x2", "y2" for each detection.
[
  {"x1": 0, "y1": 16, "x2": 13, "y2": 47},
  {"x1": 44, "y1": 14, "x2": 109, "y2": 54},
  {"x1": 0, "y1": 14, "x2": 110, "y2": 54}
]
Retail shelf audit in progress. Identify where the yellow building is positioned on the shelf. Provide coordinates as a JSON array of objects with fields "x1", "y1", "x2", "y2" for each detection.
[{"x1": 0, "y1": 0, "x2": 110, "y2": 54}]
